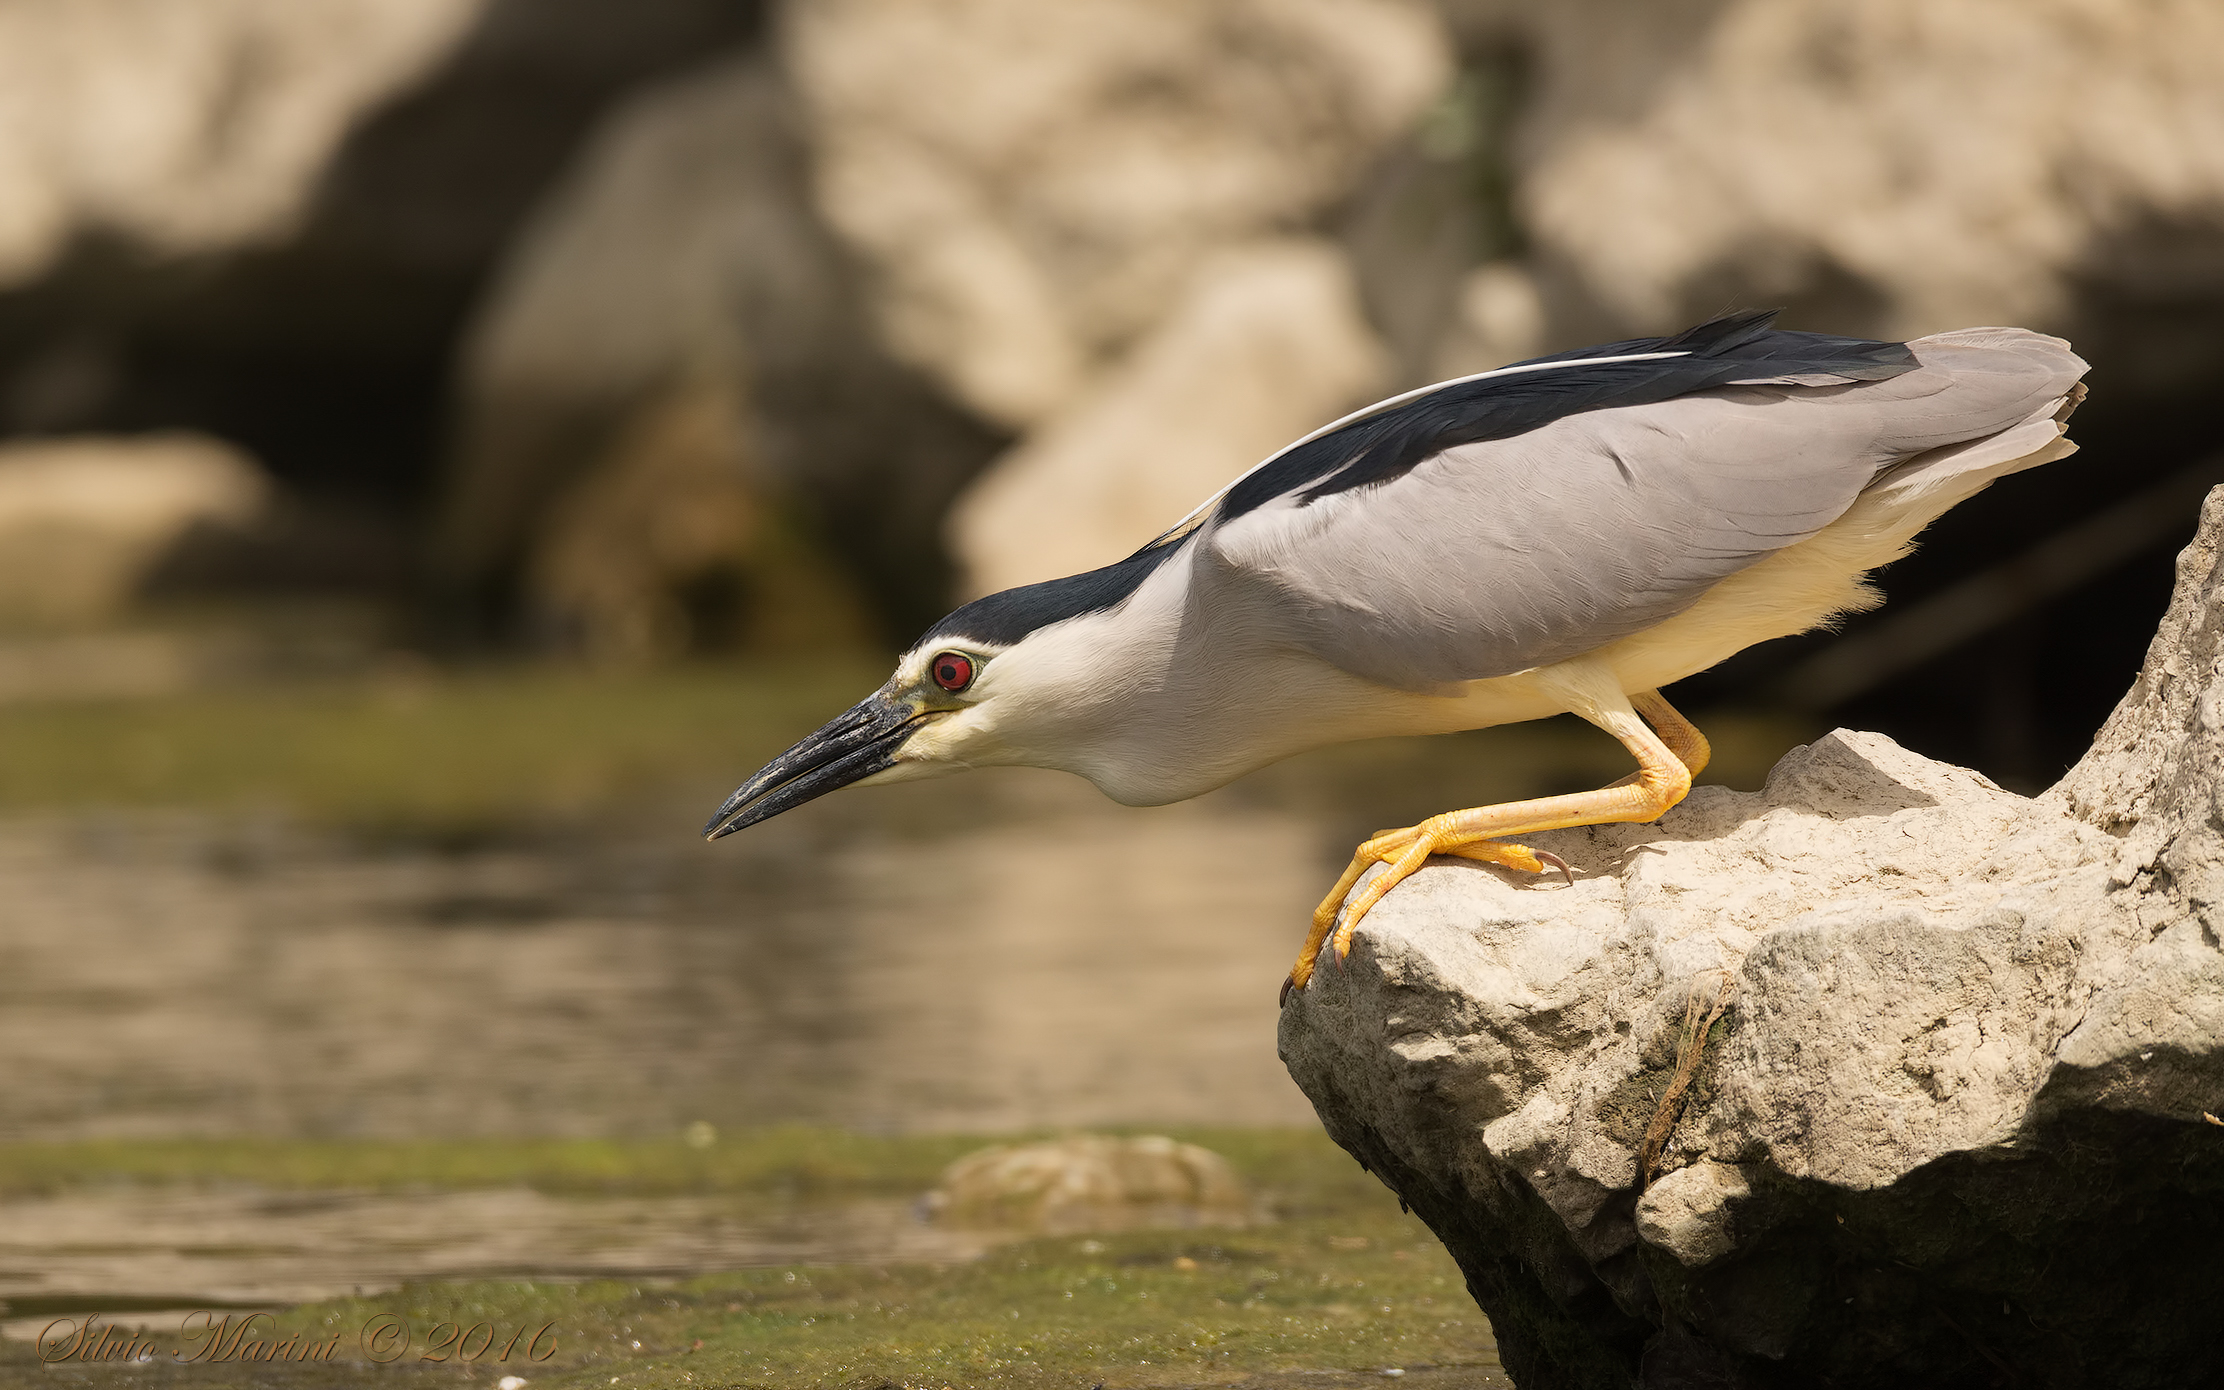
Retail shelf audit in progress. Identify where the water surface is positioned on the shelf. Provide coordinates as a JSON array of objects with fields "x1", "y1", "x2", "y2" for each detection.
[
  {"x1": 1, "y1": 774, "x2": 1343, "y2": 1140},
  {"x1": 0, "y1": 712, "x2": 1787, "y2": 1141}
]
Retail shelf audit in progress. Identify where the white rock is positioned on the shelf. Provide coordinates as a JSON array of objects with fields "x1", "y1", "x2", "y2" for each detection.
[
  {"x1": 924, "y1": 1134, "x2": 1254, "y2": 1234},
  {"x1": 0, "y1": 0, "x2": 485, "y2": 285},
  {"x1": 786, "y1": 0, "x2": 1449, "y2": 429},
  {"x1": 948, "y1": 238, "x2": 1388, "y2": 594},
  {"x1": 1429, "y1": 261, "x2": 1546, "y2": 381},
  {"x1": 1632, "y1": 1160, "x2": 1751, "y2": 1268},
  {"x1": 442, "y1": 53, "x2": 992, "y2": 654},
  {"x1": 0, "y1": 432, "x2": 267, "y2": 623},
  {"x1": 1279, "y1": 489, "x2": 2224, "y2": 1385},
  {"x1": 1449, "y1": 0, "x2": 2224, "y2": 334}
]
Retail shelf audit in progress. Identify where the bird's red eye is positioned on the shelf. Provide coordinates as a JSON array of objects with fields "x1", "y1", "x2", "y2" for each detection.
[{"x1": 930, "y1": 651, "x2": 975, "y2": 692}]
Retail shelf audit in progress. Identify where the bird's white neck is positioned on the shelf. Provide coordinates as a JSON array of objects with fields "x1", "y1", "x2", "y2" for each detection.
[{"x1": 967, "y1": 548, "x2": 1456, "y2": 805}]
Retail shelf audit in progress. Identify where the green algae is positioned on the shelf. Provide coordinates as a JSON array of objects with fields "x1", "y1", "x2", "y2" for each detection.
[
  {"x1": 0, "y1": 1128, "x2": 1509, "y2": 1389},
  {"x1": 0, "y1": 658, "x2": 879, "y2": 832}
]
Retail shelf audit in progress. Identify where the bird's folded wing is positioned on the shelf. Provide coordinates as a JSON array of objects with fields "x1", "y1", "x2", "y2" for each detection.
[{"x1": 1200, "y1": 328, "x2": 2087, "y2": 690}]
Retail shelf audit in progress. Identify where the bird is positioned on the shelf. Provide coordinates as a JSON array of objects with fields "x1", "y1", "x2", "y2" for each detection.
[{"x1": 703, "y1": 310, "x2": 2088, "y2": 1002}]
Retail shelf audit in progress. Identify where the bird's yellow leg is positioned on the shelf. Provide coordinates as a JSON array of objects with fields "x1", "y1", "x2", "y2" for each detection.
[
  {"x1": 1283, "y1": 668, "x2": 1696, "y2": 999},
  {"x1": 1634, "y1": 689, "x2": 1710, "y2": 780},
  {"x1": 1596, "y1": 690, "x2": 1714, "y2": 788}
]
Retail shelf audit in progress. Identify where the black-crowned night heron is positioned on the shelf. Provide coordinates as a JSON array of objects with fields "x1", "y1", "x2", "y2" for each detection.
[{"x1": 704, "y1": 311, "x2": 2087, "y2": 1001}]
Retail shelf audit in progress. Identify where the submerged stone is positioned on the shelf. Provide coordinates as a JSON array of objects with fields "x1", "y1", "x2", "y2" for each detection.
[{"x1": 923, "y1": 1135, "x2": 1255, "y2": 1234}]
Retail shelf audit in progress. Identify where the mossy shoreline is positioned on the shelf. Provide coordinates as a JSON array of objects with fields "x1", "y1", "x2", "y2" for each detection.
[{"x1": 0, "y1": 1128, "x2": 1508, "y2": 1390}]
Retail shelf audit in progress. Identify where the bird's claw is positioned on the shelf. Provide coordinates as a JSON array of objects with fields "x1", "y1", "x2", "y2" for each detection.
[{"x1": 1284, "y1": 834, "x2": 1577, "y2": 1004}]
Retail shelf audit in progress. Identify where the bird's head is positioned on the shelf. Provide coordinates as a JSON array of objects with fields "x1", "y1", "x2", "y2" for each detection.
[
  {"x1": 701, "y1": 554, "x2": 1187, "y2": 838},
  {"x1": 700, "y1": 638, "x2": 1022, "y2": 840}
]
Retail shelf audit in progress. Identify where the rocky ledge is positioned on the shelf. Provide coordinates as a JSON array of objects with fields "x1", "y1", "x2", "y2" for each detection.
[{"x1": 1280, "y1": 492, "x2": 2224, "y2": 1390}]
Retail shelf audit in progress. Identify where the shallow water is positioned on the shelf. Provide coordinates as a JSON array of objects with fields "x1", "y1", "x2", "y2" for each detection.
[
  {"x1": 0, "y1": 772, "x2": 1354, "y2": 1141},
  {"x1": 0, "y1": 768, "x2": 1353, "y2": 1317},
  {"x1": 0, "y1": 1187, "x2": 996, "y2": 1331},
  {"x1": 0, "y1": 710, "x2": 1790, "y2": 1339},
  {"x1": 0, "y1": 712, "x2": 1793, "y2": 1142}
]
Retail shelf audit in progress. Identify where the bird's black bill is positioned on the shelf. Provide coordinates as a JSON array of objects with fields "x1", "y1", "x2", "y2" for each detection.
[{"x1": 703, "y1": 693, "x2": 921, "y2": 840}]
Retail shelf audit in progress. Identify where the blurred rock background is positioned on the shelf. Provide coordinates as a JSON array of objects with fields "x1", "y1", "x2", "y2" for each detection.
[
  {"x1": 4, "y1": 11, "x2": 2218, "y2": 1347},
  {"x1": 0, "y1": 0, "x2": 2219, "y2": 783}
]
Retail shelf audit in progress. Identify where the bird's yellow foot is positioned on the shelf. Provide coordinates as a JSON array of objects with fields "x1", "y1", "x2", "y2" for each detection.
[
  {"x1": 1279, "y1": 829, "x2": 1567, "y2": 1003},
  {"x1": 1277, "y1": 686, "x2": 1705, "y2": 1007}
]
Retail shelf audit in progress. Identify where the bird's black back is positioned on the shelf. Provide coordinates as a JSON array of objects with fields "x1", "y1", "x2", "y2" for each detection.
[
  {"x1": 919, "y1": 311, "x2": 1915, "y2": 649},
  {"x1": 1220, "y1": 310, "x2": 1914, "y2": 517}
]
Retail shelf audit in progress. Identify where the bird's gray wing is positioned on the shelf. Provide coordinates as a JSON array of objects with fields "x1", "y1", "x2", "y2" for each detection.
[{"x1": 1201, "y1": 328, "x2": 2086, "y2": 690}]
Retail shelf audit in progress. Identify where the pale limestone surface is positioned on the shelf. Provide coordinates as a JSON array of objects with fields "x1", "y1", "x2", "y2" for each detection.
[
  {"x1": 0, "y1": 0, "x2": 484, "y2": 284},
  {"x1": 787, "y1": 0, "x2": 1446, "y2": 599},
  {"x1": 1278, "y1": 495, "x2": 2224, "y2": 1387},
  {"x1": 948, "y1": 238, "x2": 1388, "y2": 593},
  {"x1": 1447, "y1": 0, "x2": 2224, "y2": 336},
  {"x1": 1287, "y1": 725, "x2": 2117, "y2": 1227},
  {"x1": 0, "y1": 432, "x2": 267, "y2": 623},
  {"x1": 785, "y1": 0, "x2": 1448, "y2": 431},
  {"x1": 1630, "y1": 1160, "x2": 1746, "y2": 1269},
  {"x1": 438, "y1": 50, "x2": 1004, "y2": 654}
]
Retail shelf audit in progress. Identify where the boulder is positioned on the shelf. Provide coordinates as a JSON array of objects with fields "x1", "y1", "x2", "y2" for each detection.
[
  {"x1": 948, "y1": 238, "x2": 1388, "y2": 594},
  {"x1": 790, "y1": 0, "x2": 1449, "y2": 597},
  {"x1": 440, "y1": 51, "x2": 1003, "y2": 650},
  {"x1": 515, "y1": 371, "x2": 878, "y2": 662},
  {"x1": 0, "y1": 0, "x2": 484, "y2": 285},
  {"x1": 1443, "y1": 0, "x2": 2224, "y2": 342},
  {"x1": 0, "y1": 0, "x2": 773, "y2": 616},
  {"x1": 1278, "y1": 488, "x2": 2224, "y2": 1389},
  {"x1": 0, "y1": 432, "x2": 267, "y2": 625},
  {"x1": 786, "y1": 0, "x2": 1450, "y2": 430},
  {"x1": 923, "y1": 1135, "x2": 1255, "y2": 1234}
]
